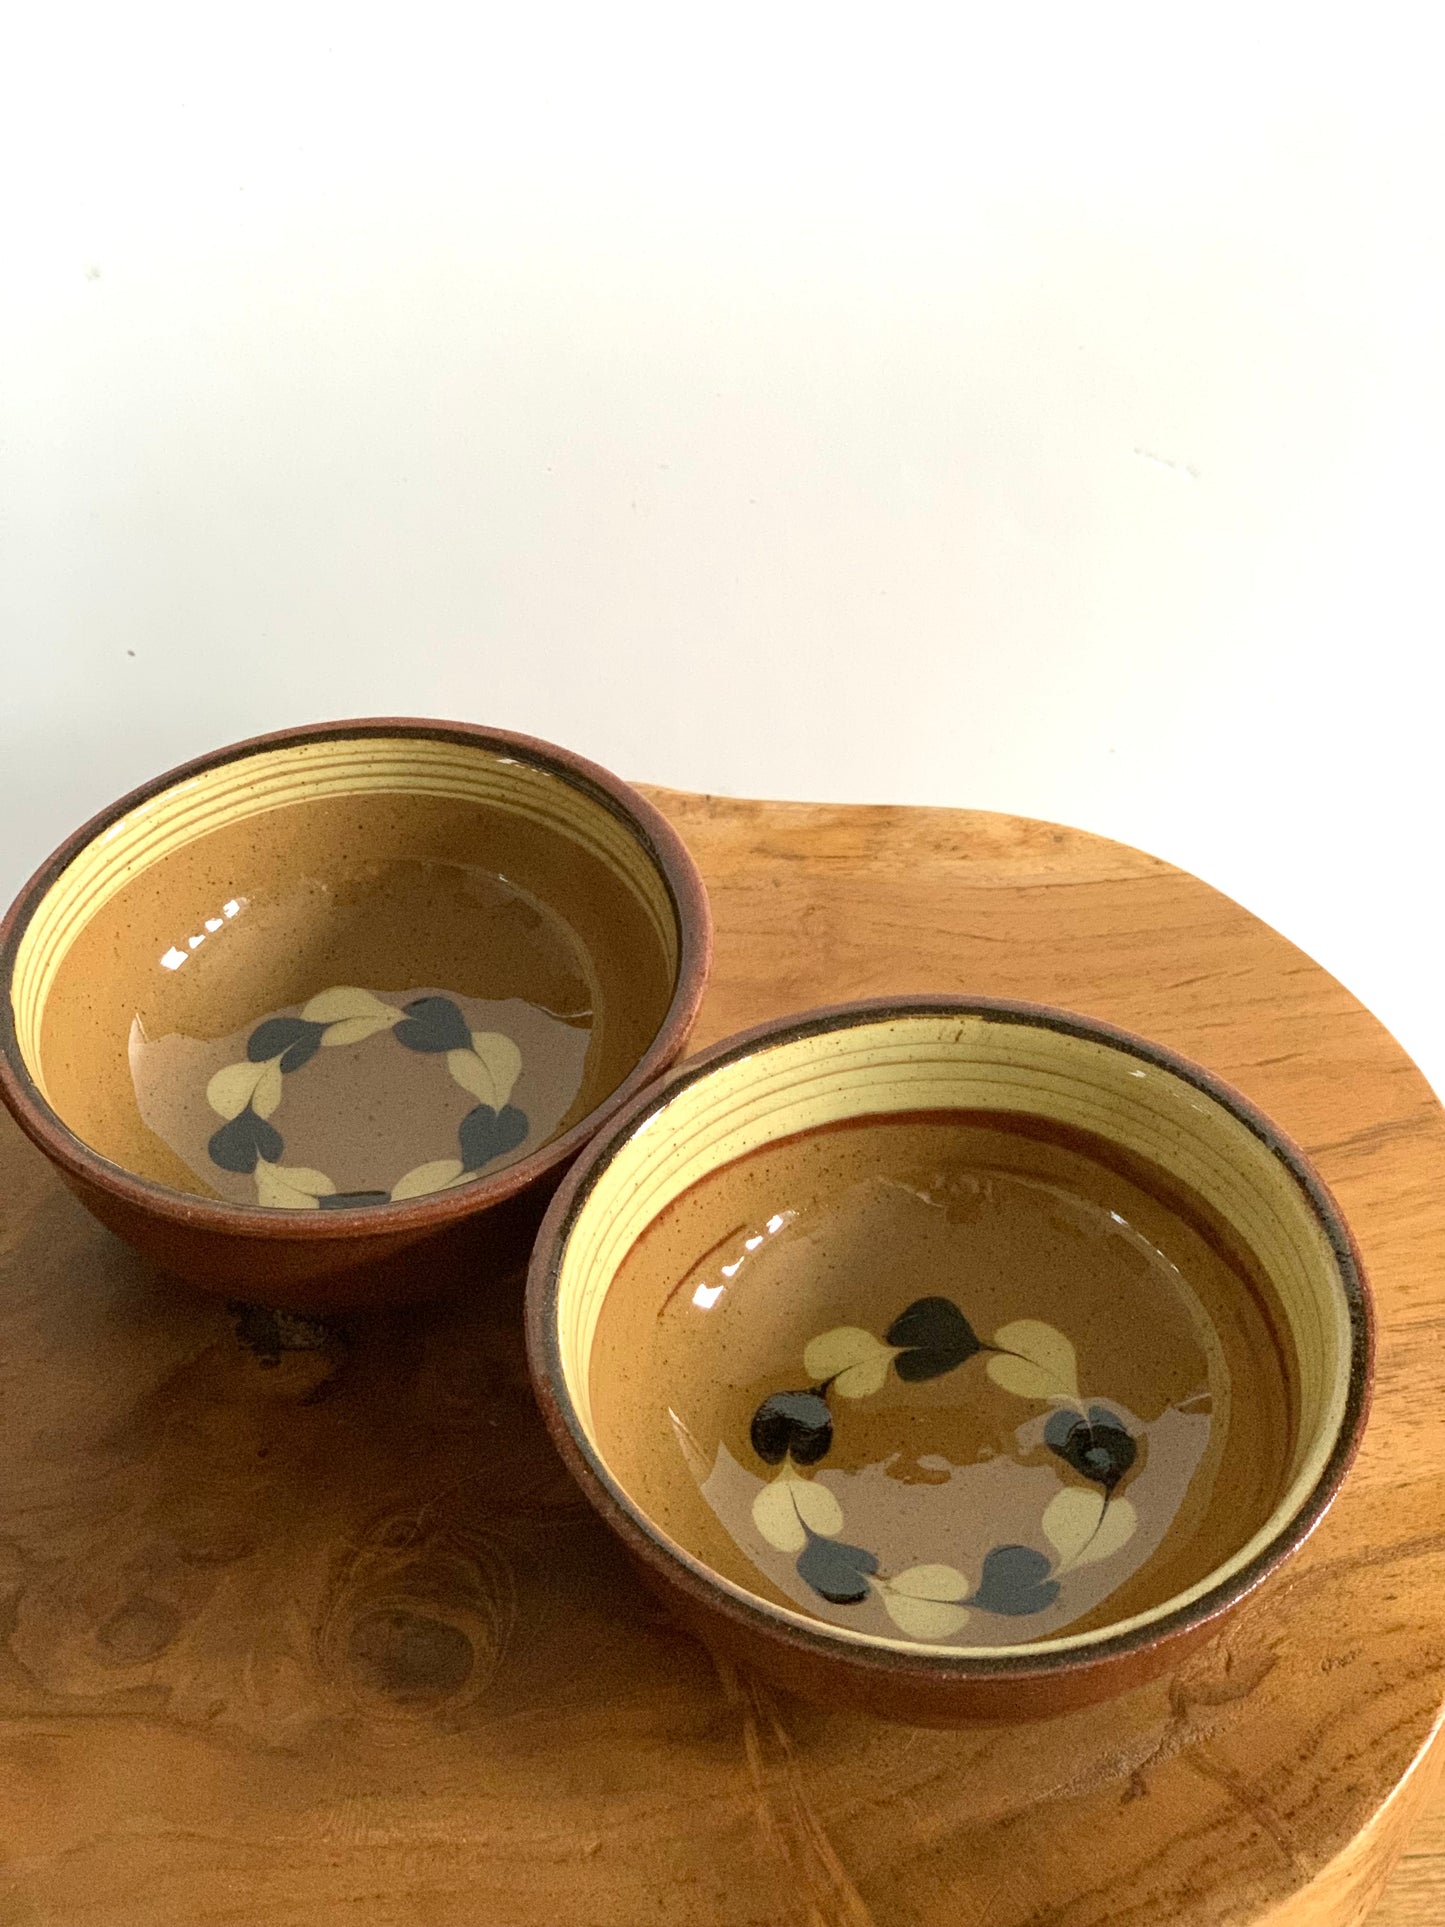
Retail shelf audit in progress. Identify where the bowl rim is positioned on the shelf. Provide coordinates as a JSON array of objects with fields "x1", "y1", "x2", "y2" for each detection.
[
  {"x1": 0, "y1": 716, "x2": 713, "y2": 1239},
  {"x1": 525, "y1": 994, "x2": 1374, "y2": 1685}
]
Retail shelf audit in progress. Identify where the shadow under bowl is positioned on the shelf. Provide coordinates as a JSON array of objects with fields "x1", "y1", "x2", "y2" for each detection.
[
  {"x1": 0, "y1": 718, "x2": 711, "y2": 1309},
  {"x1": 526, "y1": 997, "x2": 1372, "y2": 1725}
]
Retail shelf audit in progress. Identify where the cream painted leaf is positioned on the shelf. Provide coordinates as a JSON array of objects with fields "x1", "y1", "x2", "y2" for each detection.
[
  {"x1": 1042, "y1": 1487, "x2": 1107, "y2": 1570},
  {"x1": 320, "y1": 1012, "x2": 400, "y2": 1047},
  {"x1": 206, "y1": 1058, "x2": 268, "y2": 1120},
  {"x1": 882, "y1": 1593, "x2": 971, "y2": 1640},
  {"x1": 833, "y1": 1356, "x2": 894, "y2": 1398},
  {"x1": 985, "y1": 1355, "x2": 1061, "y2": 1400},
  {"x1": 256, "y1": 1178, "x2": 320, "y2": 1211},
  {"x1": 390, "y1": 1157, "x2": 464, "y2": 1201},
  {"x1": 888, "y1": 1562, "x2": 971, "y2": 1602},
  {"x1": 790, "y1": 1477, "x2": 844, "y2": 1538},
  {"x1": 471, "y1": 1031, "x2": 524, "y2": 1107},
  {"x1": 751, "y1": 1472, "x2": 844, "y2": 1553},
  {"x1": 302, "y1": 986, "x2": 399, "y2": 1025},
  {"x1": 802, "y1": 1326, "x2": 893, "y2": 1398},
  {"x1": 249, "y1": 1060, "x2": 285, "y2": 1119},
  {"x1": 752, "y1": 1478, "x2": 808, "y2": 1553},
  {"x1": 254, "y1": 1159, "x2": 335, "y2": 1209},
  {"x1": 274, "y1": 1165, "x2": 335, "y2": 1196},
  {"x1": 987, "y1": 1319, "x2": 1080, "y2": 1400},
  {"x1": 446, "y1": 1045, "x2": 511, "y2": 1107},
  {"x1": 1072, "y1": 1497, "x2": 1137, "y2": 1569}
]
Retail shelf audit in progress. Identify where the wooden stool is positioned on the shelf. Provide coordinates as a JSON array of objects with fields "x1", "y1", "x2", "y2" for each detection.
[{"x1": 3, "y1": 792, "x2": 1442, "y2": 1925}]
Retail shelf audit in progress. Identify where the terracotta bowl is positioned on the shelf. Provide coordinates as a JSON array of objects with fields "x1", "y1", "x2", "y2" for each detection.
[
  {"x1": 0, "y1": 719, "x2": 710, "y2": 1310},
  {"x1": 527, "y1": 998, "x2": 1372, "y2": 1724}
]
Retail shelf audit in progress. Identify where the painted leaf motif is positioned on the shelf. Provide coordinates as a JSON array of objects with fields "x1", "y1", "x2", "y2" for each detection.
[
  {"x1": 750, "y1": 1390, "x2": 833, "y2": 1466},
  {"x1": 278, "y1": 1033, "x2": 323, "y2": 1072},
  {"x1": 1042, "y1": 1486, "x2": 1107, "y2": 1570},
  {"x1": 320, "y1": 1012, "x2": 400, "y2": 1047},
  {"x1": 246, "y1": 1015, "x2": 320, "y2": 1064},
  {"x1": 390, "y1": 1157, "x2": 465, "y2": 1200},
  {"x1": 970, "y1": 1545, "x2": 1060, "y2": 1615},
  {"x1": 393, "y1": 996, "x2": 472, "y2": 1053},
  {"x1": 752, "y1": 1468, "x2": 846, "y2": 1552},
  {"x1": 317, "y1": 1190, "x2": 390, "y2": 1210},
  {"x1": 249, "y1": 1060, "x2": 284, "y2": 1120},
  {"x1": 882, "y1": 1593, "x2": 971, "y2": 1640},
  {"x1": 271, "y1": 1164, "x2": 335, "y2": 1197},
  {"x1": 206, "y1": 1058, "x2": 269, "y2": 1120},
  {"x1": 255, "y1": 1176, "x2": 321, "y2": 1210},
  {"x1": 207, "y1": 1107, "x2": 284, "y2": 1174},
  {"x1": 986, "y1": 1319, "x2": 1080, "y2": 1400},
  {"x1": 790, "y1": 1477, "x2": 844, "y2": 1539},
  {"x1": 985, "y1": 1354, "x2": 1061, "y2": 1401},
  {"x1": 884, "y1": 1297, "x2": 981, "y2": 1380},
  {"x1": 446, "y1": 1041, "x2": 517, "y2": 1109},
  {"x1": 888, "y1": 1562, "x2": 971, "y2": 1602},
  {"x1": 802, "y1": 1326, "x2": 893, "y2": 1398},
  {"x1": 1071, "y1": 1497, "x2": 1137, "y2": 1569},
  {"x1": 254, "y1": 1159, "x2": 336, "y2": 1209},
  {"x1": 470, "y1": 1031, "x2": 524, "y2": 1108},
  {"x1": 301, "y1": 986, "x2": 398, "y2": 1025},
  {"x1": 1045, "y1": 1406, "x2": 1138, "y2": 1490},
  {"x1": 796, "y1": 1534, "x2": 879, "y2": 1605},
  {"x1": 752, "y1": 1477, "x2": 809, "y2": 1553},
  {"x1": 458, "y1": 1103, "x2": 530, "y2": 1172}
]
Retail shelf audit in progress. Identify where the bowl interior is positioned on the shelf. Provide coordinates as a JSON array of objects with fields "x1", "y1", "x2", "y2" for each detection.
[
  {"x1": 9, "y1": 734, "x2": 680, "y2": 1208},
  {"x1": 550, "y1": 1011, "x2": 1359, "y2": 1659}
]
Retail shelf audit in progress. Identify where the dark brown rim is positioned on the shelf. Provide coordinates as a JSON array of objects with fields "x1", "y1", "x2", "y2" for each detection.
[
  {"x1": 0, "y1": 717, "x2": 712, "y2": 1240},
  {"x1": 526, "y1": 995, "x2": 1374, "y2": 1686}
]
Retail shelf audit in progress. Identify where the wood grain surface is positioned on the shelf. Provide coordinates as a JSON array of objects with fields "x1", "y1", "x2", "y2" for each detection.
[{"x1": 2, "y1": 788, "x2": 1444, "y2": 1927}]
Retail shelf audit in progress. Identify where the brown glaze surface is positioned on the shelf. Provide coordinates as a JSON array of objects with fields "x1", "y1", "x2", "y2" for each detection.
[
  {"x1": 44, "y1": 794, "x2": 667, "y2": 1190},
  {"x1": 1, "y1": 787, "x2": 1443, "y2": 1926},
  {"x1": 590, "y1": 1112, "x2": 1295, "y2": 1650}
]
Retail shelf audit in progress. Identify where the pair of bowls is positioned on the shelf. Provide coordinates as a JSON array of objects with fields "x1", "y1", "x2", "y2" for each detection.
[{"x1": 0, "y1": 719, "x2": 1372, "y2": 1725}]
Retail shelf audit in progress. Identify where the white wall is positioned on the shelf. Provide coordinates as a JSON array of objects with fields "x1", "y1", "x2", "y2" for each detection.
[{"x1": 3, "y1": 4, "x2": 1442, "y2": 1092}]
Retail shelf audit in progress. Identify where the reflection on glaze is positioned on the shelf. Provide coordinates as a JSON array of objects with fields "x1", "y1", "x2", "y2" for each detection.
[
  {"x1": 200, "y1": 987, "x2": 530, "y2": 1208},
  {"x1": 743, "y1": 1295, "x2": 1145, "y2": 1638},
  {"x1": 159, "y1": 895, "x2": 246, "y2": 970},
  {"x1": 591, "y1": 1115, "x2": 1299, "y2": 1649},
  {"x1": 605, "y1": 1124, "x2": 1259, "y2": 1649},
  {"x1": 131, "y1": 984, "x2": 591, "y2": 1208}
]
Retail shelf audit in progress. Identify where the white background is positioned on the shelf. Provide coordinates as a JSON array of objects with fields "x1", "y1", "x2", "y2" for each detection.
[{"x1": 3, "y1": 4, "x2": 1442, "y2": 1093}]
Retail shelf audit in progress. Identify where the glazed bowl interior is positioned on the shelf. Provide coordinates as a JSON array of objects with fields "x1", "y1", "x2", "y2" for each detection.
[
  {"x1": 545, "y1": 1007, "x2": 1366, "y2": 1663},
  {"x1": 8, "y1": 731, "x2": 683, "y2": 1211}
]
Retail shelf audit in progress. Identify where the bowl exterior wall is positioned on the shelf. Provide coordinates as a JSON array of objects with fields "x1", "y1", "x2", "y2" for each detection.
[
  {"x1": 624, "y1": 1541, "x2": 1221, "y2": 1725},
  {"x1": 51, "y1": 1154, "x2": 565, "y2": 1311}
]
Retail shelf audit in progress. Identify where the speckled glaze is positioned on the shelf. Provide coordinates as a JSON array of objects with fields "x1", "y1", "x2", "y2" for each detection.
[
  {"x1": 525, "y1": 999, "x2": 1373, "y2": 1725},
  {"x1": 0, "y1": 720, "x2": 711, "y2": 1309}
]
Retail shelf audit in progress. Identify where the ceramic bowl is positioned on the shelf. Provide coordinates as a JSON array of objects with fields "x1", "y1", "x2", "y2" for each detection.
[
  {"x1": 0, "y1": 719, "x2": 711, "y2": 1309},
  {"x1": 527, "y1": 997, "x2": 1372, "y2": 1724}
]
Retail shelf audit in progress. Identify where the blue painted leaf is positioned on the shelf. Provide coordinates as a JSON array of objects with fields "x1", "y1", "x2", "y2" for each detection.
[
  {"x1": 885, "y1": 1296, "x2": 981, "y2": 1380},
  {"x1": 1045, "y1": 1407, "x2": 1137, "y2": 1490},
  {"x1": 796, "y1": 1533, "x2": 879, "y2": 1605},
  {"x1": 394, "y1": 996, "x2": 472, "y2": 1054},
  {"x1": 750, "y1": 1391, "x2": 833, "y2": 1466},
  {"x1": 279, "y1": 1034, "x2": 323, "y2": 1072},
  {"x1": 208, "y1": 1107, "x2": 284, "y2": 1174},
  {"x1": 318, "y1": 1190, "x2": 390, "y2": 1210},
  {"x1": 457, "y1": 1102, "x2": 530, "y2": 1172},
  {"x1": 247, "y1": 1016, "x2": 324, "y2": 1064},
  {"x1": 970, "y1": 1545, "x2": 1060, "y2": 1615}
]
